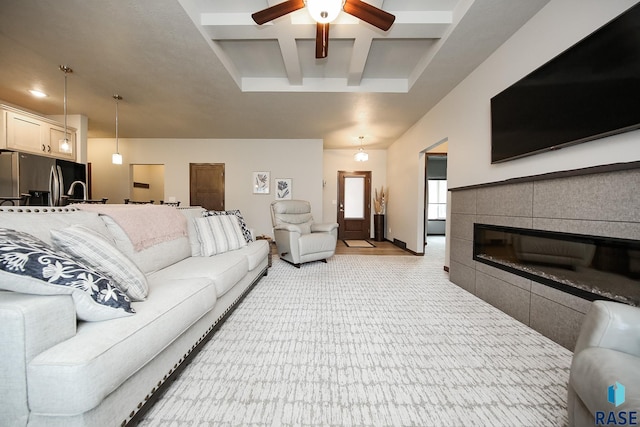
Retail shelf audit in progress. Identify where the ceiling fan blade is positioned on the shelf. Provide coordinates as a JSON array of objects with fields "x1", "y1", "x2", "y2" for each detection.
[
  {"x1": 316, "y1": 22, "x2": 330, "y2": 59},
  {"x1": 251, "y1": 0, "x2": 305, "y2": 25},
  {"x1": 343, "y1": 0, "x2": 395, "y2": 31}
]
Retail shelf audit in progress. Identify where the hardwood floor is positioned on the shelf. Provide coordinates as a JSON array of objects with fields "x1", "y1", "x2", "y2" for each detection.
[
  {"x1": 335, "y1": 239, "x2": 412, "y2": 255},
  {"x1": 269, "y1": 239, "x2": 413, "y2": 256}
]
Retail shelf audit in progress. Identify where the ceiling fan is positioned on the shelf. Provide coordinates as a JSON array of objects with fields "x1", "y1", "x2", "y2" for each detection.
[{"x1": 251, "y1": 0, "x2": 395, "y2": 59}]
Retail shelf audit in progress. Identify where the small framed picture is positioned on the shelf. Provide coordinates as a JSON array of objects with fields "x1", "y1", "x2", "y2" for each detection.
[
  {"x1": 275, "y1": 178, "x2": 292, "y2": 200},
  {"x1": 253, "y1": 171, "x2": 270, "y2": 194}
]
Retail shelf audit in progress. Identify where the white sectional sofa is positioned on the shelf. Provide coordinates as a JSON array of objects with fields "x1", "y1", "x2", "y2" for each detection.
[{"x1": 0, "y1": 205, "x2": 269, "y2": 427}]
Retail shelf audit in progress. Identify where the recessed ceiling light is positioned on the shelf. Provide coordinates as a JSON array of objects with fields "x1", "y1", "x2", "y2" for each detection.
[{"x1": 29, "y1": 89, "x2": 48, "y2": 98}]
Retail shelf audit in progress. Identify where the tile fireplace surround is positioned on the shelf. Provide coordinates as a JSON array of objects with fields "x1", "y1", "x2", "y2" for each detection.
[{"x1": 449, "y1": 164, "x2": 640, "y2": 350}]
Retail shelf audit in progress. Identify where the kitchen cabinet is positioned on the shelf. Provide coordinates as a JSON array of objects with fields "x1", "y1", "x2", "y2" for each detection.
[
  {"x1": 5, "y1": 112, "x2": 43, "y2": 154},
  {"x1": 1, "y1": 105, "x2": 76, "y2": 161}
]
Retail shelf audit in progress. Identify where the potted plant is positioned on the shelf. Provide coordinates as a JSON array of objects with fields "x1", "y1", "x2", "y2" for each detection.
[{"x1": 373, "y1": 186, "x2": 387, "y2": 241}]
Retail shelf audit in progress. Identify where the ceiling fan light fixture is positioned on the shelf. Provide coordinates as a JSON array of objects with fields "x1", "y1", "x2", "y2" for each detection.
[{"x1": 306, "y1": 0, "x2": 343, "y2": 23}]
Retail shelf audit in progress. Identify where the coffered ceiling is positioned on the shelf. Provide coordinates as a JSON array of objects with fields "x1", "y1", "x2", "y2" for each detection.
[
  {"x1": 0, "y1": 0, "x2": 549, "y2": 149},
  {"x1": 180, "y1": 0, "x2": 455, "y2": 93}
]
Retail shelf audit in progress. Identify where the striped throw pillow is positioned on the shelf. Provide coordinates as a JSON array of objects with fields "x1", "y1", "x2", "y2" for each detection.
[
  {"x1": 202, "y1": 209, "x2": 253, "y2": 242},
  {"x1": 194, "y1": 215, "x2": 247, "y2": 256},
  {"x1": 50, "y1": 225, "x2": 149, "y2": 301}
]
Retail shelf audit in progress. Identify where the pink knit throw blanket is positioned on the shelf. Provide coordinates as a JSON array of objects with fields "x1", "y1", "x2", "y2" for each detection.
[{"x1": 76, "y1": 204, "x2": 187, "y2": 251}]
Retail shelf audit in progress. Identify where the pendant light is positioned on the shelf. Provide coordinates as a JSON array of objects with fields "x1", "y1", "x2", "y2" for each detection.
[
  {"x1": 112, "y1": 94, "x2": 123, "y2": 165},
  {"x1": 354, "y1": 136, "x2": 369, "y2": 162},
  {"x1": 59, "y1": 65, "x2": 72, "y2": 153}
]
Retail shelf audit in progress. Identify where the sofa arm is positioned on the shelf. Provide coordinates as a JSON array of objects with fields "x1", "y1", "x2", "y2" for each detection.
[
  {"x1": 570, "y1": 347, "x2": 640, "y2": 419},
  {"x1": 0, "y1": 291, "x2": 76, "y2": 425},
  {"x1": 574, "y1": 300, "x2": 640, "y2": 356}
]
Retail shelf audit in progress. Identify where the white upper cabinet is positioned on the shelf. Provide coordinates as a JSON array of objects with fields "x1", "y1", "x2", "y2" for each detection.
[
  {"x1": 5, "y1": 112, "x2": 43, "y2": 153},
  {"x1": 1, "y1": 106, "x2": 76, "y2": 161}
]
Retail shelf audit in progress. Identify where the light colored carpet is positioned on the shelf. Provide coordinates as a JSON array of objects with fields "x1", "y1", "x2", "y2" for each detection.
[
  {"x1": 343, "y1": 239, "x2": 375, "y2": 248},
  {"x1": 139, "y1": 237, "x2": 572, "y2": 426}
]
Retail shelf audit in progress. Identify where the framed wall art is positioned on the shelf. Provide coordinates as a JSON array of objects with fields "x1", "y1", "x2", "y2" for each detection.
[
  {"x1": 275, "y1": 178, "x2": 292, "y2": 200},
  {"x1": 253, "y1": 171, "x2": 270, "y2": 194}
]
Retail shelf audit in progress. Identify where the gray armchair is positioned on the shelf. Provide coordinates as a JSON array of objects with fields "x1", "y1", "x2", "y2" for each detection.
[
  {"x1": 270, "y1": 200, "x2": 338, "y2": 267},
  {"x1": 568, "y1": 300, "x2": 640, "y2": 425}
]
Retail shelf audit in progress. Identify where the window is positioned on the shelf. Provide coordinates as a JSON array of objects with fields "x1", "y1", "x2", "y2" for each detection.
[{"x1": 428, "y1": 180, "x2": 447, "y2": 220}]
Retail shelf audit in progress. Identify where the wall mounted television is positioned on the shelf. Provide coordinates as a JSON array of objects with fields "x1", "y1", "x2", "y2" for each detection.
[{"x1": 490, "y1": 3, "x2": 640, "y2": 163}]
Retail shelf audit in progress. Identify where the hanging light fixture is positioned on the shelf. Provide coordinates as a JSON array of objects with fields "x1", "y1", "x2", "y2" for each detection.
[
  {"x1": 112, "y1": 94, "x2": 123, "y2": 165},
  {"x1": 306, "y1": 0, "x2": 343, "y2": 23},
  {"x1": 354, "y1": 136, "x2": 369, "y2": 162},
  {"x1": 59, "y1": 65, "x2": 72, "y2": 153}
]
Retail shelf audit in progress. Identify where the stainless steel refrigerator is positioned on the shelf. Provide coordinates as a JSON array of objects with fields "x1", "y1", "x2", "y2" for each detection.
[{"x1": 0, "y1": 151, "x2": 86, "y2": 206}]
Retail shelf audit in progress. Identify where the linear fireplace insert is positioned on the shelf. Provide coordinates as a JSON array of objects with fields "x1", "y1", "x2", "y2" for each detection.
[{"x1": 473, "y1": 224, "x2": 640, "y2": 306}]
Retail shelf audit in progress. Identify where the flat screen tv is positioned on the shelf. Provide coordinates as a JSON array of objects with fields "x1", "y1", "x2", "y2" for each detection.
[{"x1": 490, "y1": 3, "x2": 640, "y2": 163}]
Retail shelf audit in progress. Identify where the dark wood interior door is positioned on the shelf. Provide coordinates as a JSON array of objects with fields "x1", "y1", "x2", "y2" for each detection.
[
  {"x1": 337, "y1": 170, "x2": 371, "y2": 240},
  {"x1": 190, "y1": 163, "x2": 224, "y2": 210}
]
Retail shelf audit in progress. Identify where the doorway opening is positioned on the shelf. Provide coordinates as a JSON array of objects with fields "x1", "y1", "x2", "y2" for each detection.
[
  {"x1": 337, "y1": 170, "x2": 371, "y2": 240},
  {"x1": 423, "y1": 153, "x2": 448, "y2": 247},
  {"x1": 130, "y1": 164, "x2": 164, "y2": 204},
  {"x1": 426, "y1": 155, "x2": 447, "y2": 236}
]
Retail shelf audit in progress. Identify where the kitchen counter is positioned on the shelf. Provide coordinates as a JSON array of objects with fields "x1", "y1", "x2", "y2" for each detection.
[{"x1": 67, "y1": 198, "x2": 108, "y2": 204}]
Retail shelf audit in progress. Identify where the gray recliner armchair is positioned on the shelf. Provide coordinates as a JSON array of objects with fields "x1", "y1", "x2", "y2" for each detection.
[
  {"x1": 270, "y1": 200, "x2": 338, "y2": 267},
  {"x1": 568, "y1": 300, "x2": 640, "y2": 426}
]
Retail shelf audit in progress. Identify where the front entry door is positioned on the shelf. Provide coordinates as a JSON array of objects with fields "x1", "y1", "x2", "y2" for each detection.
[
  {"x1": 190, "y1": 163, "x2": 224, "y2": 210},
  {"x1": 337, "y1": 171, "x2": 371, "y2": 240}
]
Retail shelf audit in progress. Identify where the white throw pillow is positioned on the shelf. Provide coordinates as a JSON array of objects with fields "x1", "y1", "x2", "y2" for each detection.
[
  {"x1": 51, "y1": 225, "x2": 149, "y2": 301},
  {"x1": 194, "y1": 215, "x2": 247, "y2": 256}
]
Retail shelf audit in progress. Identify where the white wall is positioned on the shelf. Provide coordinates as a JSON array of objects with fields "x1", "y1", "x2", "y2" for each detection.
[
  {"x1": 387, "y1": 0, "x2": 640, "y2": 256},
  {"x1": 131, "y1": 164, "x2": 164, "y2": 202},
  {"x1": 88, "y1": 138, "x2": 324, "y2": 238},
  {"x1": 323, "y1": 149, "x2": 387, "y2": 238}
]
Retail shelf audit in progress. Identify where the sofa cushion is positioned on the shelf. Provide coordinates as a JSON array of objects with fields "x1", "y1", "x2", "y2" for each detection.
[
  {"x1": 26, "y1": 276, "x2": 216, "y2": 416},
  {"x1": 101, "y1": 216, "x2": 191, "y2": 274},
  {"x1": 0, "y1": 228, "x2": 134, "y2": 321},
  {"x1": 150, "y1": 251, "x2": 248, "y2": 297},
  {"x1": 194, "y1": 215, "x2": 247, "y2": 256},
  {"x1": 0, "y1": 208, "x2": 112, "y2": 245},
  {"x1": 50, "y1": 225, "x2": 149, "y2": 301},
  {"x1": 243, "y1": 240, "x2": 270, "y2": 271},
  {"x1": 178, "y1": 207, "x2": 206, "y2": 256},
  {"x1": 203, "y1": 209, "x2": 253, "y2": 243}
]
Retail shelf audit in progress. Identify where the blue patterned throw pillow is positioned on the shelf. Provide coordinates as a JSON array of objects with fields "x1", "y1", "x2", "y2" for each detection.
[
  {"x1": 203, "y1": 209, "x2": 253, "y2": 242},
  {"x1": 0, "y1": 228, "x2": 135, "y2": 321}
]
